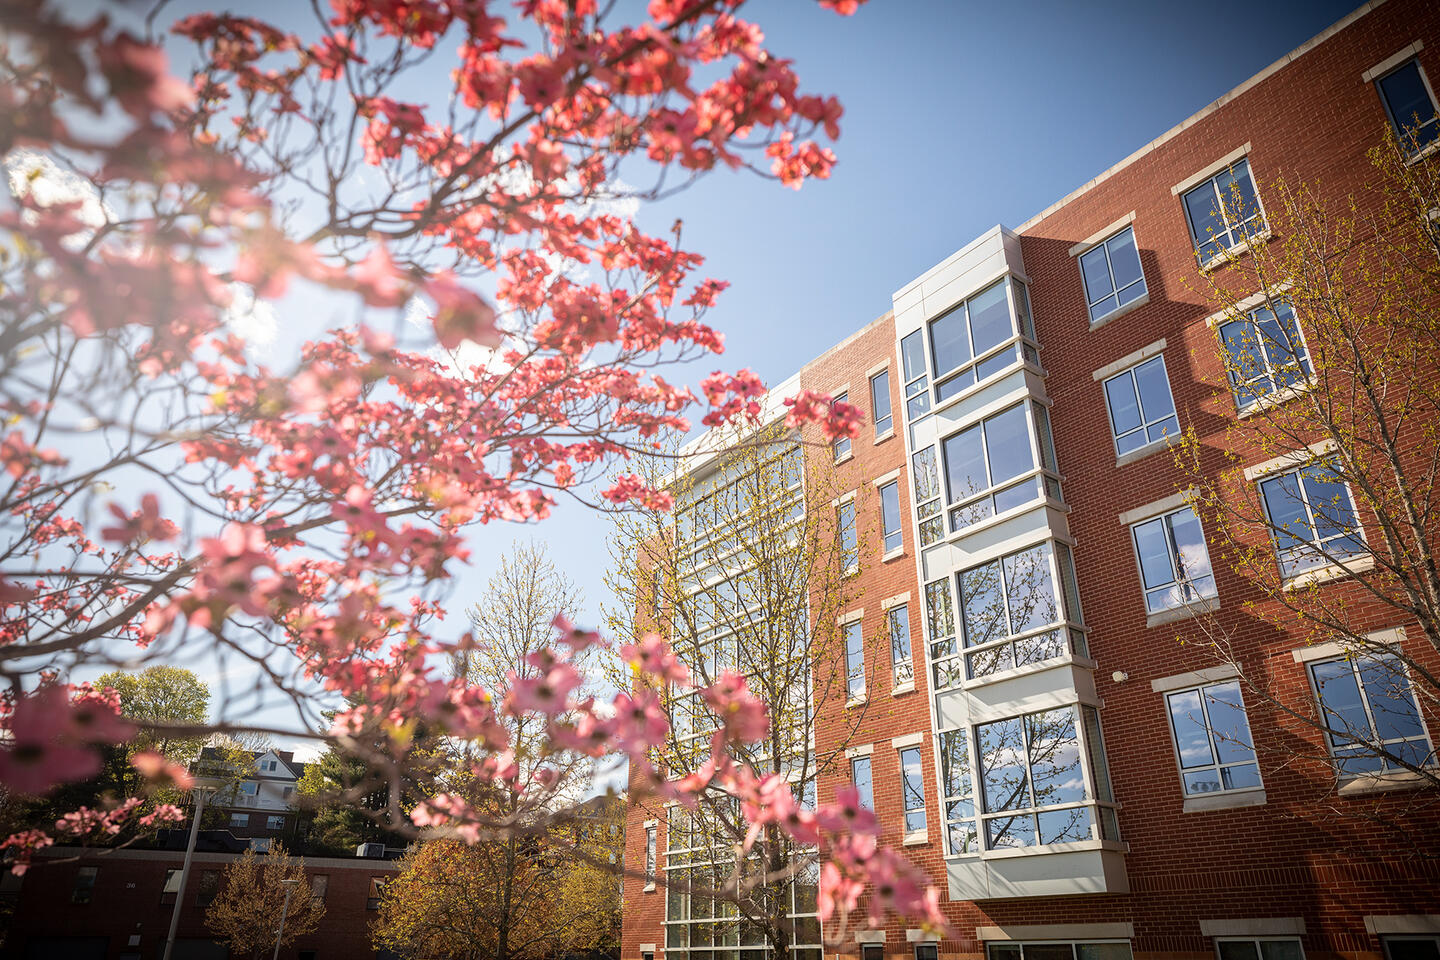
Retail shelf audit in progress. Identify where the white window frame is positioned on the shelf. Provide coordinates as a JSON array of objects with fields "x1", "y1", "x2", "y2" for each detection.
[
  {"x1": 1216, "y1": 299, "x2": 1312, "y2": 412},
  {"x1": 975, "y1": 705, "x2": 1105, "y2": 851},
  {"x1": 1077, "y1": 225, "x2": 1148, "y2": 324},
  {"x1": 952, "y1": 540, "x2": 1082, "y2": 683},
  {"x1": 1162, "y1": 679, "x2": 1262, "y2": 799},
  {"x1": 1102, "y1": 354, "x2": 1178, "y2": 458},
  {"x1": 939, "y1": 400, "x2": 1055, "y2": 535},
  {"x1": 837, "y1": 497, "x2": 858, "y2": 573},
  {"x1": 1256, "y1": 458, "x2": 1366, "y2": 579},
  {"x1": 1373, "y1": 56, "x2": 1440, "y2": 158},
  {"x1": 1305, "y1": 653, "x2": 1435, "y2": 778},
  {"x1": 850, "y1": 754, "x2": 874, "y2": 811},
  {"x1": 887, "y1": 603, "x2": 915, "y2": 689},
  {"x1": 644, "y1": 823, "x2": 657, "y2": 886},
  {"x1": 927, "y1": 276, "x2": 1037, "y2": 405},
  {"x1": 832, "y1": 390, "x2": 852, "y2": 461},
  {"x1": 898, "y1": 745, "x2": 927, "y2": 837},
  {"x1": 870, "y1": 368, "x2": 894, "y2": 437},
  {"x1": 900, "y1": 330, "x2": 930, "y2": 421},
  {"x1": 1180, "y1": 157, "x2": 1267, "y2": 267},
  {"x1": 1128, "y1": 505, "x2": 1217, "y2": 615},
  {"x1": 879, "y1": 479, "x2": 903, "y2": 555},
  {"x1": 844, "y1": 619, "x2": 866, "y2": 701}
]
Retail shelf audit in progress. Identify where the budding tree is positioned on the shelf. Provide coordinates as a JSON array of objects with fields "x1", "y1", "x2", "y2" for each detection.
[
  {"x1": 1174, "y1": 130, "x2": 1440, "y2": 832},
  {"x1": 606, "y1": 421, "x2": 877, "y2": 958}
]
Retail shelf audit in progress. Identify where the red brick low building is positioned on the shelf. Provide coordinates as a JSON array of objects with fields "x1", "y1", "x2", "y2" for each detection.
[
  {"x1": 0, "y1": 846, "x2": 399, "y2": 960},
  {"x1": 624, "y1": 3, "x2": 1440, "y2": 960}
]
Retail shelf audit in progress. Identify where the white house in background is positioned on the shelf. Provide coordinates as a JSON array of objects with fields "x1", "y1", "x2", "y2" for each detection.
[{"x1": 192, "y1": 746, "x2": 307, "y2": 842}]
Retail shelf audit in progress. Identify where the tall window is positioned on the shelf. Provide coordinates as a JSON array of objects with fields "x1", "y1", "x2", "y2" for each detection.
[
  {"x1": 901, "y1": 331, "x2": 930, "y2": 420},
  {"x1": 977, "y1": 706, "x2": 1093, "y2": 849},
  {"x1": 956, "y1": 542, "x2": 1079, "y2": 679},
  {"x1": 1219, "y1": 300, "x2": 1311, "y2": 410},
  {"x1": 912, "y1": 447, "x2": 944, "y2": 547},
  {"x1": 310, "y1": 874, "x2": 328, "y2": 907},
  {"x1": 887, "y1": 604, "x2": 914, "y2": 688},
  {"x1": 644, "y1": 824, "x2": 657, "y2": 883},
  {"x1": 1078, "y1": 225, "x2": 1147, "y2": 323},
  {"x1": 1257, "y1": 459, "x2": 1365, "y2": 577},
  {"x1": 1103, "y1": 354, "x2": 1177, "y2": 456},
  {"x1": 870, "y1": 369, "x2": 893, "y2": 436},
  {"x1": 1375, "y1": 59, "x2": 1439, "y2": 155},
  {"x1": 367, "y1": 877, "x2": 386, "y2": 910},
  {"x1": 1181, "y1": 157, "x2": 1265, "y2": 264},
  {"x1": 844, "y1": 620, "x2": 865, "y2": 700},
  {"x1": 1309, "y1": 653, "x2": 1432, "y2": 776},
  {"x1": 879, "y1": 480, "x2": 903, "y2": 555},
  {"x1": 939, "y1": 728, "x2": 977, "y2": 855},
  {"x1": 838, "y1": 499, "x2": 857, "y2": 571},
  {"x1": 1130, "y1": 506, "x2": 1216, "y2": 613},
  {"x1": 927, "y1": 278, "x2": 1033, "y2": 403},
  {"x1": 832, "y1": 391, "x2": 851, "y2": 460},
  {"x1": 1165, "y1": 680, "x2": 1260, "y2": 796},
  {"x1": 941, "y1": 402, "x2": 1047, "y2": 532},
  {"x1": 72, "y1": 866, "x2": 98, "y2": 904},
  {"x1": 899, "y1": 746, "x2": 927, "y2": 834},
  {"x1": 851, "y1": 755, "x2": 874, "y2": 810}
]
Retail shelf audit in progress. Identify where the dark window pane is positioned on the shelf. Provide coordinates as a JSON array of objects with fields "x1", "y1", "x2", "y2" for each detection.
[
  {"x1": 1080, "y1": 244, "x2": 1115, "y2": 303},
  {"x1": 1359, "y1": 656, "x2": 1424, "y2": 742},
  {"x1": 1312, "y1": 660, "x2": 1373, "y2": 744}
]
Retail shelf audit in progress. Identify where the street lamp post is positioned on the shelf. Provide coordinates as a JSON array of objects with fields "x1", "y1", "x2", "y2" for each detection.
[
  {"x1": 161, "y1": 784, "x2": 216, "y2": 960},
  {"x1": 272, "y1": 877, "x2": 300, "y2": 960}
]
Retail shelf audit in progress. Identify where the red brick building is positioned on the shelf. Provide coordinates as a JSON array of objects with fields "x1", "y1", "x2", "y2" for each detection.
[
  {"x1": 0, "y1": 846, "x2": 399, "y2": 959},
  {"x1": 624, "y1": 4, "x2": 1440, "y2": 960}
]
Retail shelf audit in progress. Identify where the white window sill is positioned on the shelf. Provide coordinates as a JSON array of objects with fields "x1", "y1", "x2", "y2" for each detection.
[
  {"x1": 1146, "y1": 595, "x2": 1220, "y2": 628},
  {"x1": 1404, "y1": 139, "x2": 1440, "y2": 167},
  {"x1": 1182, "y1": 787, "x2": 1266, "y2": 813},
  {"x1": 1283, "y1": 554, "x2": 1376, "y2": 590},
  {"x1": 943, "y1": 492, "x2": 1069, "y2": 545},
  {"x1": 902, "y1": 832, "x2": 929, "y2": 847},
  {"x1": 1115, "y1": 434, "x2": 1180, "y2": 469},
  {"x1": 833, "y1": 451, "x2": 854, "y2": 467},
  {"x1": 1199, "y1": 229, "x2": 1274, "y2": 273},
  {"x1": 979, "y1": 838, "x2": 1128, "y2": 861},
  {"x1": 892, "y1": 682, "x2": 916, "y2": 698},
  {"x1": 874, "y1": 429, "x2": 895, "y2": 445},
  {"x1": 643, "y1": 883, "x2": 656, "y2": 893},
  {"x1": 846, "y1": 695, "x2": 868, "y2": 709},
  {"x1": 1087, "y1": 289, "x2": 1152, "y2": 332},
  {"x1": 961, "y1": 652, "x2": 1097, "y2": 692},
  {"x1": 1337, "y1": 769, "x2": 1433, "y2": 797},
  {"x1": 882, "y1": 547, "x2": 906, "y2": 563},
  {"x1": 1236, "y1": 377, "x2": 1315, "y2": 418}
]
